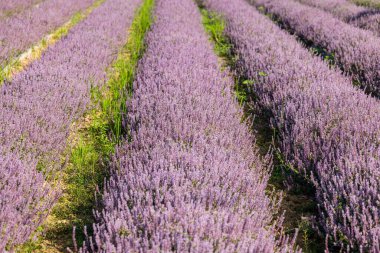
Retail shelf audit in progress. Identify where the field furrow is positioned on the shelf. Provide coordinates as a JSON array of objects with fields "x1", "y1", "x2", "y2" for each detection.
[{"x1": 204, "y1": 0, "x2": 380, "y2": 250}]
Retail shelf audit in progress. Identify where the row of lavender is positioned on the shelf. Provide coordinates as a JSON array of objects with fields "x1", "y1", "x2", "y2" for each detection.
[
  {"x1": 253, "y1": 0, "x2": 380, "y2": 98},
  {"x1": 79, "y1": 0, "x2": 298, "y2": 251},
  {"x1": 298, "y1": 0, "x2": 365, "y2": 19},
  {"x1": 0, "y1": 0, "x2": 142, "y2": 250},
  {"x1": 205, "y1": 0, "x2": 380, "y2": 251},
  {"x1": 0, "y1": 0, "x2": 95, "y2": 65},
  {"x1": 297, "y1": 0, "x2": 380, "y2": 35}
]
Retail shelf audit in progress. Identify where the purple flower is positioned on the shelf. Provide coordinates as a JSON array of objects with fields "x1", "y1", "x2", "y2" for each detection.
[
  {"x1": 81, "y1": 0, "x2": 298, "y2": 251},
  {"x1": 205, "y1": 0, "x2": 380, "y2": 250},
  {"x1": 0, "y1": 0, "x2": 142, "y2": 249}
]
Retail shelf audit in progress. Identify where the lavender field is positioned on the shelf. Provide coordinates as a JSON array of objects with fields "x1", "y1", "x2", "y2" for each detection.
[{"x1": 0, "y1": 0, "x2": 379, "y2": 252}]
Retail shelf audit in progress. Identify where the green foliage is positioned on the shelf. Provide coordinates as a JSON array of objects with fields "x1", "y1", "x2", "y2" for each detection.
[
  {"x1": 309, "y1": 46, "x2": 335, "y2": 66},
  {"x1": 258, "y1": 71, "x2": 268, "y2": 77},
  {"x1": 298, "y1": 219, "x2": 311, "y2": 252},
  {"x1": 200, "y1": 8, "x2": 251, "y2": 106},
  {"x1": 275, "y1": 149, "x2": 300, "y2": 175},
  {"x1": 101, "y1": 0, "x2": 155, "y2": 142},
  {"x1": 200, "y1": 9, "x2": 230, "y2": 58},
  {"x1": 242, "y1": 79, "x2": 255, "y2": 85},
  {"x1": 350, "y1": 0, "x2": 380, "y2": 8}
]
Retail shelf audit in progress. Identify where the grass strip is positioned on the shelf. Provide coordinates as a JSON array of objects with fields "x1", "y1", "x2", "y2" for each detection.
[
  {"x1": 99, "y1": 0, "x2": 155, "y2": 142},
  {"x1": 0, "y1": 0, "x2": 105, "y2": 84},
  {"x1": 350, "y1": 0, "x2": 380, "y2": 8},
  {"x1": 198, "y1": 6, "x2": 323, "y2": 252},
  {"x1": 17, "y1": 0, "x2": 155, "y2": 252}
]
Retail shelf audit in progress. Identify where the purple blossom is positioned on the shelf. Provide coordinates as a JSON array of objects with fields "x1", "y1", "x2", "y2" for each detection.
[
  {"x1": 0, "y1": 0, "x2": 43, "y2": 18},
  {"x1": 205, "y1": 0, "x2": 380, "y2": 250},
  {"x1": 254, "y1": 0, "x2": 380, "y2": 97},
  {"x1": 0, "y1": 0, "x2": 142, "y2": 249},
  {"x1": 0, "y1": 153, "x2": 55, "y2": 251},
  {"x1": 80, "y1": 0, "x2": 299, "y2": 252},
  {"x1": 296, "y1": 0, "x2": 367, "y2": 20},
  {"x1": 296, "y1": 0, "x2": 380, "y2": 36},
  {"x1": 0, "y1": 0, "x2": 96, "y2": 64}
]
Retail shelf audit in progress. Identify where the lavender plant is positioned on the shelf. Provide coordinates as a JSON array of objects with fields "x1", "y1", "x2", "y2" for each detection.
[
  {"x1": 0, "y1": 0, "x2": 44, "y2": 18},
  {"x1": 296, "y1": 0, "x2": 366, "y2": 20},
  {"x1": 204, "y1": 0, "x2": 380, "y2": 250},
  {"x1": 296, "y1": 0, "x2": 380, "y2": 36},
  {"x1": 80, "y1": 0, "x2": 299, "y2": 251},
  {"x1": 0, "y1": 0, "x2": 142, "y2": 250},
  {"x1": 0, "y1": 154, "x2": 54, "y2": 251},
  {"x1": 0, "y1": 0, "x2": 95, "y2": 65},
  {"x1": 40, "y1": 0, "x2": 156, "y2": 249},
  {"x1": 253, "y1": 0, "x2": 380, "y2": 98}
]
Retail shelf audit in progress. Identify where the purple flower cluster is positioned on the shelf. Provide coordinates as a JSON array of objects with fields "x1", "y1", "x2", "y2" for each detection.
[
  {"x1": 0, "y1": 0, "x2": 142, "y2": 249},
  {"x1": 0, "y1": 154, "x2": 54, "y2": 251},
  {"x1": 80, "y1": 0, "x2": 298, "y2": 252},
  {"x1": 296, "y1": 0, "x2": 380, "y2": 36},
  {"x1": 0, "y1": 0, "x2": 43, "y2": 18},
  {"x1": 0, "y1": 0, "x2": 95, "y2": 64},
  {"x1": 205, "y1": 0, "x2": 380, "y2": 250},
  {"x1": 296, "y1": 0, "x2": 366, "y2": 20},
  {"x1": 253, "y1": 0, "x2": 380, "y2": 97}
]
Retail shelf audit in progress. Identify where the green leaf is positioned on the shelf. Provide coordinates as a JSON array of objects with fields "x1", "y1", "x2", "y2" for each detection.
[
  {"x1": 242, "y1": 79, "x2": 255, "y2": 85},
  {"x1": 258, "y1": 71, "x2": 268, "y2": 77}
]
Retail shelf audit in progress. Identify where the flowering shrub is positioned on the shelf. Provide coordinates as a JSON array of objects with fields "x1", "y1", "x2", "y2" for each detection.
[
  {"x1": 205, "y1": 0, "x2": 380, "y2": 250},
  {"x1": 0, "y1": 0, "x2": 142, "y2": 249},
  {"x1": 0, "y1": 0, "x2": 95, "y2": 64},
  {"x1": 255, "y1": 0, "x2": 380, "y2": 97},
  {"x1": 80, "y1": 0, "x2": 298, "y2": 251}
]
